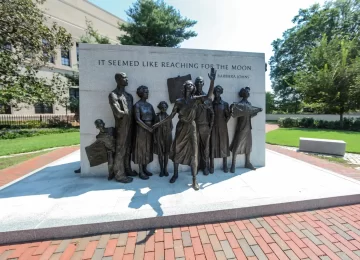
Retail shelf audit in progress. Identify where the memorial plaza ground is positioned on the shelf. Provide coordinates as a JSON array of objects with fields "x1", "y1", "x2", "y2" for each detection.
[{"x1": 1, "y1": 125, "x2": 360, "y2": 259}]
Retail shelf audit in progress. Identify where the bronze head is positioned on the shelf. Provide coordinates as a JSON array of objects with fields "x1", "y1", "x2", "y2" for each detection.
[
  {"x1": 183, "y1": 80, "x2": 196, "y2": 97},
  {"x1": 115, "y1": 72, "x2": 128, "y2": 87},
  {"x1": 214, "y1": 85, "x2": 223, "y2": 98},
  {"x1": 157, "y1": 101, "x2": 169, "y2": 112},
  {"x1": 94, "y1": 119, "x2": 105, "y2": 131},
  {"x1": 239, "y1": 86, "x2": 250, "y2": 99},
  {"x1": 194, "y1": 76, "x2": 204, "y2": 93},
  {"x1": 136, "y1": 85, "x2": 149, "y2": 99}
]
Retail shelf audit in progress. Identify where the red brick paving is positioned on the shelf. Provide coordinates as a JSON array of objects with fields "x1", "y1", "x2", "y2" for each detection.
[
  {"x1": 2, "y1": 126, "x2": 360, "y2": 259},
  {"x1": 2, "y1": 205, "x2": 360, "y2": 259},
  {"x1": 0, "y1": 146, "x2": 79, "y2": 187}
]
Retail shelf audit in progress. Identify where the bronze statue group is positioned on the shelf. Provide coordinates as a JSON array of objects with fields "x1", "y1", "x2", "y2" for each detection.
[{"x1": 88, "y1": 68, "x2": 262, "y2": 191}]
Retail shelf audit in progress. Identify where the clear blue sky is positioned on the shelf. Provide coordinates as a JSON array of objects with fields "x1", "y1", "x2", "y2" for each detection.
[{"x1": 88, "y1": 0, "x2": 325, "y2": 91}]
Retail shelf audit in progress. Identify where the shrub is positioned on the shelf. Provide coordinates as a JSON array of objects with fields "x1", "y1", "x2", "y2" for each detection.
[
  {"x1": 278, "y1": 117, "x2": 298, "y2": 128},
  {"x1": 0, "y1": 128, "x2": 79, "y2": 139},
  {"x1": 298, "y1": 117, "x2": 314, "y2": 128},
  {"x1": 278, "y1": 117, "x2": 360, "y2": 131}
]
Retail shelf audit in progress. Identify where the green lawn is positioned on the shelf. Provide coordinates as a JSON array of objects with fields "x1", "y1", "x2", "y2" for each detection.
[
  {"x1": 266, "y1": 128, "x2": 360, "y2": 153},
  {"x1": 0, "y1": 151, "x2": 50, "y2": 170},
  {"x1": 0, "y1": 132, "x2": 80, "y2": 156}
]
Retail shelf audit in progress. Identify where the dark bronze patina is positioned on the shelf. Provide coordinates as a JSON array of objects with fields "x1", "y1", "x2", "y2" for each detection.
[
  {"x1": 108, "y1": 72, "x2": 137, "y2": 183},
  {"x1": 167, "y1": 74, "x2": 192, "y2": 103},
  {"x1": 154, "y1": 101, "x2": 173, "y2": 177},
  {"x1": 194, "y1": 76, "x2": 214, "y2": 176},
  {"x1": 84, "y1": 119, "x2": 116, "y2": 180},
  {"x1": 230, "y1": 87, "x2": 262, "y2": 172},
  {"x1": 132, "y1": 85, "x2": 155, "y2": 180},
  {"x1": 210, "y1": 85, "x2": 231, "y2": 173},
  {"x1": 153, "y1": 68, "x2": 216, "y2": 191}
]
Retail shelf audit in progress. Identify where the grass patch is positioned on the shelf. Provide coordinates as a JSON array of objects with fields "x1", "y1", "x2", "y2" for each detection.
[
  {"x1": 266, "y1": 128, "x2": 360, "y2": 153},
  {"x1": 0, "y1": 132, "x2": 80, "y2": 156},
  {"x1": 0, "y1": 151, "x2": 50, "y2": 170}
]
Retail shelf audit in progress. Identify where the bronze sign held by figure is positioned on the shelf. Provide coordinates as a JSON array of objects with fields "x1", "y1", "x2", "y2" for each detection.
[
  {"x1": 230, "y1": 87, "x2": 262, "y2": 172},
  {"x1": 84, "y1": 119, "x2": 115, "y2": 180},
  {"x1": 132, "y1": 85, "x2": 155, "y2": 180},
  {"x1": 153, "y1": 68, "x2": 217, "y2": 191}
]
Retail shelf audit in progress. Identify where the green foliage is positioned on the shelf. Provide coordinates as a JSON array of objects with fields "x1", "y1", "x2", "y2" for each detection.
[
  {"x1": 0, "y1": 128, "x2": 79, "y2": 140},
  {"x1": 269, "y1": 0, "x2": 360, "y2": 114},
  {"x1": 0, "y1": 0, "x2": 72, "y2": 108},
  {"x1": 119, "y1": 0, "x2": 197, "y2": 47},
  {"x1": 278, "y1": 117, "x2": 360, "y2": 131},
  {"x1": 80, "y1": 19, "x2": 111, "y2": 44},
  {"x1": 294, "y1": 35, "x2": 360, "y2": 122},
  {"x1": 266, "y1": 91, "x2": 276, "y2": 113}
]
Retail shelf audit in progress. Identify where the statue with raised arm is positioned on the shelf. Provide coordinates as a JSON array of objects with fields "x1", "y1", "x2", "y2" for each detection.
[
  {"x1": 229, "y1": 87, "x2": 262, "y2": 172},
  {"x1": 132, "y1": 85, "x2": 155, "y2": 180},
  {"x1": 108, "y1": 72, "x2": 137, "y2": 183},
  {"x1": 153, "y1": 68, "x2": 217, "y2": 191},
  {"x1": 194, "y1": 76, "x2": 214, "y2": 176}
]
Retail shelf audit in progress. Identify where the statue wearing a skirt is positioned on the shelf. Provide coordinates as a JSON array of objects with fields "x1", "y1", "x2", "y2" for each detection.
[{"x1": 230, "y1": 87, "x2": 262, "y2": 172}]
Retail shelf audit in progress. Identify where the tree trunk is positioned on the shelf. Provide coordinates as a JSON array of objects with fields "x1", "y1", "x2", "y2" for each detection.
[{"x1": 340, "y1": 113, "x2": 344, "y2": 129}]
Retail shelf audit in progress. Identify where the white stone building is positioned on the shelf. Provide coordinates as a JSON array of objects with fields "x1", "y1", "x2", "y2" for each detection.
[{"x1": 1, "y1": 0, "x2": 125, "y2": 115}]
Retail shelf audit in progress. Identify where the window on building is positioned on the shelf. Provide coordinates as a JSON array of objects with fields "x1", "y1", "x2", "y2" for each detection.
[
  {"x1": 61, "y1": 47, "x2": 70, "y2": 66},
  {"x1": 0, "y1": 104, "x2": 11, "y2": 114},
  {"x1": 69, "y1": 88, "x2": 79, "y2": 99},
  {"x1": 42, "y1": 39, "x2": 54, "y2": 63},
  {"x1": 76, "y1": 42, "x2": 79, "y2": 62},
  {"x1": 34, "y1": 103, "x2": 53, "y2": 114}
]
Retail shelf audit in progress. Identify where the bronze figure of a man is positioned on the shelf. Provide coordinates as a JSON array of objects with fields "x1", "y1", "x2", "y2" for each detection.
[
  {"x1": 194, "y1": 76, "x2": 214, "y2": 176},
  {"x1": 108, "y1": 72, "x2": 137, "y2": 183}
]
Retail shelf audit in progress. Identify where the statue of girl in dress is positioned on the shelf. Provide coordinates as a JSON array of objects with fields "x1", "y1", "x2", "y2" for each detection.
[
  {"x1": 153, "y1": 68, "x2": 216, "y2": 191},
  {"x1": 230, "y1": 86, "x2": 262, "y2": 172},
  {"x1": 154, "y1": 101, "x2": 173, "y2": 177},
  {"x1": 210, "y1": 85, "x2": 231, "y2": 173},
  {"x1": 132, "y1": 85, "x2": 155, "y2": 180}
]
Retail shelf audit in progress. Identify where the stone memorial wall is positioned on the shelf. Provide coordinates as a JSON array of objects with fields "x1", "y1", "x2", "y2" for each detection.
[{"x1": 79, "y1": 44, "x2": 265, "y2": 176}]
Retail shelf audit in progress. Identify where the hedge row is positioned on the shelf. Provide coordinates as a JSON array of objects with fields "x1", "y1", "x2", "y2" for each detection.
[
  {"x1": 0, "y1": 128, "x2": 80, "y2": 140},
  {"x1": 278, "y1": 117, "x2": 360, "y2": 131},
  {"x1": 0, "y1": 119, "x2": 74, "y2": 130}
]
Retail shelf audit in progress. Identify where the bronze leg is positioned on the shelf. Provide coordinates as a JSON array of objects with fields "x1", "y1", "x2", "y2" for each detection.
[
  {"x1": 230, "y1": 152, "x2": 236, "y2": 173},
  {"x1": 223, "y1": 157, "x2": 228, "y2": 173},
  {"x1": 170, "y1": 163, "x2": 179, "y2": 183}
]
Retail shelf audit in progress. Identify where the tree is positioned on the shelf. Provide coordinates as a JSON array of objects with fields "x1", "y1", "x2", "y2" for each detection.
[
  {"x1": 119, "y1": 0, "x2": 197, "y2": 47},
  {"x1": 0, "y1": 0, "x2": 72, "y2": 109},
  {"x1": 269, "y1": 0, "x2": 360, "y2": 113},
  {"x1": 266, "y1": 91, "x2": 276, "y2": 114},
  {"x1": 80, "y1": 19, "x2": 111, "y2": 44},
  {"x1": 294, "y1": 35, "x2": 360, "y2": 126},
  {"x1": 62, "y1": 20, "x2": 113, "y2": 120}
]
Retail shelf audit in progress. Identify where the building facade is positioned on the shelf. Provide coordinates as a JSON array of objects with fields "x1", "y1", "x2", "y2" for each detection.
[{"x1": 4, "y1": 0, "x2": 125, "y2": 115}]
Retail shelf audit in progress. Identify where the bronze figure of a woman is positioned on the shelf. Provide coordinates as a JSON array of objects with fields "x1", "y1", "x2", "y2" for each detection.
[
  {"x1": 153, "y1": 68, "x2": 216, "y2": 191},
  {"x1": 230, "y1": 87, "x2": 262, "y2": 172},
  {"x1": 132, "y1": 85, "x2": 155, "y2": 180}
]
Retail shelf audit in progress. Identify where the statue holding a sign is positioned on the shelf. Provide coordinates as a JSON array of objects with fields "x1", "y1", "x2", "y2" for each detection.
[{"x1": 153, "y1": 68, "x2": 216, "y2": 191}]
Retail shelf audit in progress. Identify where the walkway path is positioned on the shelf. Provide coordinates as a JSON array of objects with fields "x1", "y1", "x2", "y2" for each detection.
[
  {"x1": 0, "y1": 146, "x2": 79, "y2": 187},
  {"x1": 1, "y1": 204, "x2": 360, "y2": 259},
  {"x1": 1, "y1": 126, "x2": 360, "y2": 259}
]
